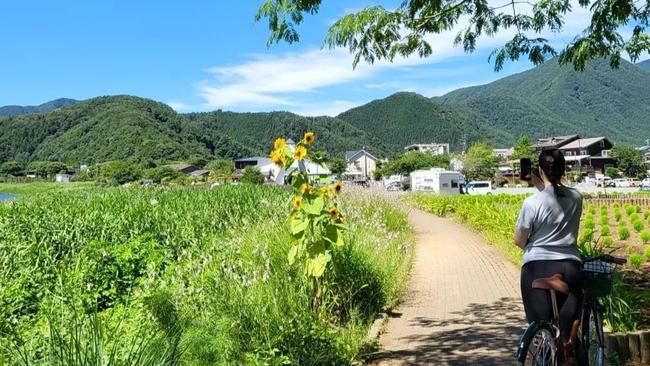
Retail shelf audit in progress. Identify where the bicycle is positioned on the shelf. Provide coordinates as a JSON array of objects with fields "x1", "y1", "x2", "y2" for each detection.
[{"x1": 516, "y1": 254, "x2": 626, "y2": 366}]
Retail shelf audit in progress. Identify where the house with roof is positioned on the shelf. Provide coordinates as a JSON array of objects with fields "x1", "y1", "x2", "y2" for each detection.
[
  {"x1": 637, "y1": 140, "x2": 650, "y2": 166},
  {"x1": 345, "y1": 149, "x2": 378, "y2": 181},
  {"x1": 558, "y1": 137, "x2": 615, "y2": 174},
  {"x1": 404, "y1": 143, "x2": 450, "y2": 155},
  {"x1": 533, "y1": 135, "x2": 580, "y2": 151},
  {"x1": 165, "y1": 163, "x2": 200, "y2": 174}
]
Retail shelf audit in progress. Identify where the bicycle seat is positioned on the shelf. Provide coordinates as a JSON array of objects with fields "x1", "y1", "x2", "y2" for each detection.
[{"x1": 532, "y1": 274, "x2": 569, "y2": 294}]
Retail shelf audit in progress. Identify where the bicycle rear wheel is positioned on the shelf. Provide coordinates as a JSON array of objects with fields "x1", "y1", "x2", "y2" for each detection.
[
  {"x1": 520, "y1": 324, "x2": 558, "y2": 366},
  {"x1": 579, "y1": 307, "x2": 606, "y2": 366}
]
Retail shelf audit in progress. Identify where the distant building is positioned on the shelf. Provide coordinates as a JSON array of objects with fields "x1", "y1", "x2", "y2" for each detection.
[
  {"x1": 345, "y1": 149, "x2": 378, "y2": 181},
  {"x1": 558, "y1": 137, "x2": 615, "y2": 174},
  {"x1": 493, "y1": 148, "x2": 514, "y2": 161},
  {"x1": 405, "y1": 143, "x2": 450, "y2": 155},
  {"x1": 190, "y1": 169, "x2": 210, "y2": 179},
  {"x1": 55, "y1": 174, "x2": 71, "y2": 183},
  {"x1": 234, "y1": 157, "x2": 271, "y2": 171},
  {"x1": 533, "y1": 135, "x2": 580, "y2": 151},
  {"x1": 165, "y1": 163, "x2": 200, "y2": 174}
]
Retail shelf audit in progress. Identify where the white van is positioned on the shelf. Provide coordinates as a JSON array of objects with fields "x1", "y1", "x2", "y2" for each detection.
[{"x1": 464, "y1": 181, "x2": 493, "y2": 195}]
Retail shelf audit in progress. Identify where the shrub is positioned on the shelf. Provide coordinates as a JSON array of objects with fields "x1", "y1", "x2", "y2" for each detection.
[
  {"x1": 240, "y1": 166, "x2": 264, "y2": 184},
  {"x1": 629, "y1": 252, "x2": 644, "y2": 269},
  {"x1": 641, "y1": 231, "x2": 650, "y2": 244},
  {"x1": 613, "y1": 202, "x2": 620, "y2": 209},
  {"x1": 645, "y1": 246, "x2": 650, "y2": 261},
  {"x1": 589, "y1": 206, "x2": 596, "y2": 215},
  {"x1": 618, "y1": 220, "x2": 626, "y2": 228},
  {"x1": 600, "y1": 216, "x2": 609, "y2": 226},
  {"x1": 600, "y1": 205, "x2": 608, "y2": 214},
  {"x1": 579, "y1": 229, "x2": 594, "y2": 246},
  {"x1": 614, "y1": 210, "x2": 622, "y2": 222},
  {"x1": 600, "y1": 225, "x2": 610, "y2": 236},
  {"x1": 633, "y1": 220, "x2": 644, "y2": 232},
  {"x1": 584, "y1": 219, "x2": 596, "y2": 231},
  {"x1": 625, "y1": 205, "x2": 635, "y2": 216},
  {"x1": 644, "y1": 211, "x2": 650, "y2": 220},
  {"x1": 636, "y1": 205, "x2": 642, "y2": 213},
  {"x1": 602, "y1": 236, "x2": 614, "y2": 247},
  {"x1": 630, "y1": 213, "x2": 640, "y2": 222},
  {"x1": 618, "y1": 226, "x2": 631, "y2": 240}
]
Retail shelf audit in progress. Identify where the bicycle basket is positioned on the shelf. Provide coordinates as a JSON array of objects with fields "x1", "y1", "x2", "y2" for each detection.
[{"x1": 583, "y1": 260, "x2": 616, "y2": 297}]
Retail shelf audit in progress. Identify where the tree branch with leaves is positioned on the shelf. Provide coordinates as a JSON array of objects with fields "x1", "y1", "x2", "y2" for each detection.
[{"x1": 256, "y1": 0, "x2": 650, "y2": 71}]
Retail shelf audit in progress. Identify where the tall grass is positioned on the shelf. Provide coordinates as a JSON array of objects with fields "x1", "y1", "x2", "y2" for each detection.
[{"x1": 0, "y1": 185, "x2": 413, "y2": 365}]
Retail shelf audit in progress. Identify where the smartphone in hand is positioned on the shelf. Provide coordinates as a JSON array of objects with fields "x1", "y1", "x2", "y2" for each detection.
[{"x1": 520, "y1": 158, "x2": 532, "y2": 180}]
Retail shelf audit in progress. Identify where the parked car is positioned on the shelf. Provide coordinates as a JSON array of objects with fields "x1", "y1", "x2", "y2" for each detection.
[
  {"x1": 464, "y1": 181, "x2": 493, "y2": 195},
  {"x1": 641, "y1": 178, "x2": 650, "y2": 187},
  {"x1": 613, "y1": 178, "x2": 630, "y2": 188},
  {"x1": 385, "y1": 182, "x2": 402, "y2": 191},
  {"x1": 627, "y1": 178, "x2": 641, "y2": 187},
  {"x1": 596, "y1": 176, "x2": 614, "y2": 188},
  {"x1": 640, "y1": 185, "x2": 650, "y2": 192}
]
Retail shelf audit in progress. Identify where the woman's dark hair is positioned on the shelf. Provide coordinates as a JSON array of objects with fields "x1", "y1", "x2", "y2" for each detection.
[{"x1": 538, "y1": 149, "x2": 566, "y2": 196}]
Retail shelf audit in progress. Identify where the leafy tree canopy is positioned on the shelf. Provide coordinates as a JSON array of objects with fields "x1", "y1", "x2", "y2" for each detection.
[
  {"x1": 463, "y1": 141, "x2": 499, "y2": 180},
  {"x1": 511, "y1": 135, "x2": 537, "y2": 162},
  {"x1": 0, "y1": 161, "x2": 23, "y2": 176},
  {"x1": 329, "y1": 158, "x2": 347, "y2": 176},
  {"x1": 381, "y1": 152, "x2": 451, "y2": 176},
  {"x1": 99, "y1": 160, "x2": 142, "y2": 185},
  {"x1": 257, "y1": 0, "x2": 650, "y2": 71},
  {"x1": 610, "y1": 144, "x2": 647, "y2": 178}
]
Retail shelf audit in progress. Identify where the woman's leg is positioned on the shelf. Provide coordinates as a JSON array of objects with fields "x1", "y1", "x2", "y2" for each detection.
[
  {"x1": 558, "y1": 260, "x2": 584, "y2": 341},
  {"x1": 521, "y1": 261, "x2": 555, "y2": 324}
]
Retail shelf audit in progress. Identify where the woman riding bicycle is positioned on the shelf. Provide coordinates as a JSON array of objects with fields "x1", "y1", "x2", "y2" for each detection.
[{"x1": 514, "y1": 149, "x2": 584, "y2": 352}]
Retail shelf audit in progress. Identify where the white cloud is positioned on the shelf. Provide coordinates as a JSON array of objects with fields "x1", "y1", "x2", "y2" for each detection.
[
  {"x1": 192, "y1": 3, "x2": 602, "y2": 113},
  {"x1": 167, "y1": 102, "x2": 192, "y2": 111}
]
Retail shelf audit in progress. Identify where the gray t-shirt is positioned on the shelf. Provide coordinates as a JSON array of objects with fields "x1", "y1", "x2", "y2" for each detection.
[{"x1": 516, "y1": 185, "x2": 582, "y2": 265}]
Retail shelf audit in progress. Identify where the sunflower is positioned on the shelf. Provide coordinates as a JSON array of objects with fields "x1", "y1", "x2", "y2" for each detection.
[
  {"x1": 274, "y1": 137, "x2": 286, "y2": 150},
  {"x1": 303, "y1": 132, "x2": 315, "y2": 145},
  {"x1": 299, "y1": 183, "x2": 311, "y2": 194},
  {"x1": 294, "y1": 145, "x2": 307, "y2": 161},
  {"x1": 332, "y1": 181, "x2": 342, "y2": 195},
  {"x1": 329, "y1": 207, "x2": 340, "y2": 219},
  {"x1": 292, "y1": 196, "x2": 303, "y2": 210},
  {"x1": 270, "y1": 149, "x2": 285, "y2": 167}
]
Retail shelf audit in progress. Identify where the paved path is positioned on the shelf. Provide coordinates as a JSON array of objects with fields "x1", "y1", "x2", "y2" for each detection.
[{"x1": 372, "y1": 209, "x2": 526, "y2": 365}]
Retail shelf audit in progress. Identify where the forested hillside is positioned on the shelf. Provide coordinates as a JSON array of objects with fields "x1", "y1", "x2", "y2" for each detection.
[
  {"x1": 0, "y1": 96, "x2": 384, "y2": 165},
  {"x1": 0, "y1": 98, "x2": 78, "y2": 116},
  {"x1": 439, "y1": 59, "x2": 650, "y2": 145},
  {"x1": 337, "y1": 92, "x2": 511, "y2": 152}
]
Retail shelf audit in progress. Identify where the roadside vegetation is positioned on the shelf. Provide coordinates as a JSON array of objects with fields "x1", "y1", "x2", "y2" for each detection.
[{"x1": 0, "y1": 184, "x2": 413, "y2": 365}]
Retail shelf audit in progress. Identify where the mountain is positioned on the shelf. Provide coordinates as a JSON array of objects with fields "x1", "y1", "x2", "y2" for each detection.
[
  {"x1": 638, "y1": 60, "x2": 650, "y2": 72},
  {"x1": 437, "y1": 59, "x2": 650, "y2": 146},
  {"x1": 0, "y1": 96, "x2": 385, "y2": 165},
  {"x1": 2, "y1": 58, "x2": 650, "y2": 167},
  {"x1": 0, "y1": 98, "x2": 78, "y2": 116},
  {"x1": 337, "y1": 92, "x2": 510, "y2": 153}
]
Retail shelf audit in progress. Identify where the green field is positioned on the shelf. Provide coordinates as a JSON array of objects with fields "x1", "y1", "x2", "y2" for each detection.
[{"x1": 0, "y1": 184, "x2": 413, "y2": 365}]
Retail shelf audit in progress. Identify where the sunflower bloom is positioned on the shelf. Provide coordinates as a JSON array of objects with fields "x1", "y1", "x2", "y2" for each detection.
[
  {"x1": 292, "y1": 196, "x2": 303, "y2": 210},
  {"x1": 304, "y1": 132, "x2": 315, "y2": 145},
  {"x1": 274, "y1": 138, "x2": 286, "y2": 150},
  {"x1": 300, "y1": 183, "x2": 310, "y2": 194},
  {"x1": 332, "y1": 181, "x2": 342, "y2": 195},
  {"x1": 270, "y1": 149, "x2": 285, "y2": 167},
  {"x1": 329, "y1": 207, "x2": 340, "y2": 219},
  {"x1": 294, "y1": 145, "x2": 307, "y2": 161}
]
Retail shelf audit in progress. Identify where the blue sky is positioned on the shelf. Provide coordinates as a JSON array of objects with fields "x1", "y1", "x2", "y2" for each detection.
[{"x1": 1, "y1": 1, "x2": 644, "y2": 116}]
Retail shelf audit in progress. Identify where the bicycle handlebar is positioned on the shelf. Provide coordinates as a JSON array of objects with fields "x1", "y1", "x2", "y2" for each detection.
[{"x1": 583, "y1": 254, "x2": 627, "y2": 265}]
